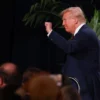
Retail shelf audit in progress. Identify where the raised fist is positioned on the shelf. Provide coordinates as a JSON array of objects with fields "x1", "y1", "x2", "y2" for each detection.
[{"x1": 45, "y1": 22, "x2": 52, "y2": 33}]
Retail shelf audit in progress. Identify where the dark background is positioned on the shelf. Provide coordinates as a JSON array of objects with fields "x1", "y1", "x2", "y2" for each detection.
[{"x1": 0, "y1": 0, "x2": 100, "y2": 73}]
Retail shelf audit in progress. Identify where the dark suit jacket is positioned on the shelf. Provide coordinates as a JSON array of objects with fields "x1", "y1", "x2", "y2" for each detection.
[{"x1": 48, "y1": 24, "x2": 100, "y2": 100}]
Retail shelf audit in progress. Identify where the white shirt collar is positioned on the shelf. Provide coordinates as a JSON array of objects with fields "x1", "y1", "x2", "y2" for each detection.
[{"x1": 74, "y1": 23, "x2": 85, "y2": 36}]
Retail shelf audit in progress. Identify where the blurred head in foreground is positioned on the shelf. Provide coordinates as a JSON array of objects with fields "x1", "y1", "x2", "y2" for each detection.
[{"x1": 28, "y1": 75, "x2": 62, "y2": 100}]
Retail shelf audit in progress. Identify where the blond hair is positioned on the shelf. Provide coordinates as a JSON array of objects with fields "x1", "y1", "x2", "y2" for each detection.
[{"x1": 60, "y1": 7, "x2": 86, "y2": 23}]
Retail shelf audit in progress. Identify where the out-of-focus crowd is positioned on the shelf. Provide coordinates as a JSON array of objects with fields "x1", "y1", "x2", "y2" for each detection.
[{"x1": 0, "y1": 62, "x2": 81, "y2": 100}]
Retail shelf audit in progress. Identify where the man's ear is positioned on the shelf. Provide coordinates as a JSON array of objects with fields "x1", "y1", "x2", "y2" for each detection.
[
  {"x1": 0, "y1": 77, "x2": 3, "y2": 86},
  {"x1": 74, "y1": 17, "x2": 78, "y2": 24}
]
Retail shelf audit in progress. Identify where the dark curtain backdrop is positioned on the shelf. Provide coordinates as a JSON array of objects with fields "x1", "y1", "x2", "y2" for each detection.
[
  {"x1": 0, "y1": 0, "x2": 99, "y2": 73},
  {"x1": 0, "y1": 0, "x2": 13, "y2": 62}
]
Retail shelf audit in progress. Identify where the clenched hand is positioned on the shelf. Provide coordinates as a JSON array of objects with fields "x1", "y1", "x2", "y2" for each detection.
[{"x1": 44, "y1": 22, "x2": 53, "y2": 33}]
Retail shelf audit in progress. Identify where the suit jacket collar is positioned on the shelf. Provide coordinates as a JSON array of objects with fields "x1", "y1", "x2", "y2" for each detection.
[{"x1": 74, "y1": 23, "x2": 86, "y2": 36}]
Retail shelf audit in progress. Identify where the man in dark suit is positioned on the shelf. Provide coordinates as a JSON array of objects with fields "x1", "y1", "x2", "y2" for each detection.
[{"x1": 45, "y1": 7, "x2": 100, "y2": 100}]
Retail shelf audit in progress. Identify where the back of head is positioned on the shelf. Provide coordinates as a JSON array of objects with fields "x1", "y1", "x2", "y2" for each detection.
[
  {"x1": 61, "y1": 86, "x2": 81, "y2": 100},
  {"x1": 0, "y1": 62, "x2": 18, "y2": 75},
  {"x1": 22, "y1": 67, "x2": 42, "y2": 83},
  {"x1": 22, "y1": 67, "x2": 50, "y2": 92},
  {"x1": 28, "y1": 75, "x2": 61, "y2": 100},
  {"x1": 60, "y1": 7, "x2": 86, "y2": 23},
  {"x1": 0, "y1": 62, "x2": 21, "y2": 87}
]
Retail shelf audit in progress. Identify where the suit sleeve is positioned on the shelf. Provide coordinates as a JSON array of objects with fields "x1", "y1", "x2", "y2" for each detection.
[{"x1": 48, "y1": 31, "x2": 89, "y2": 54}]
